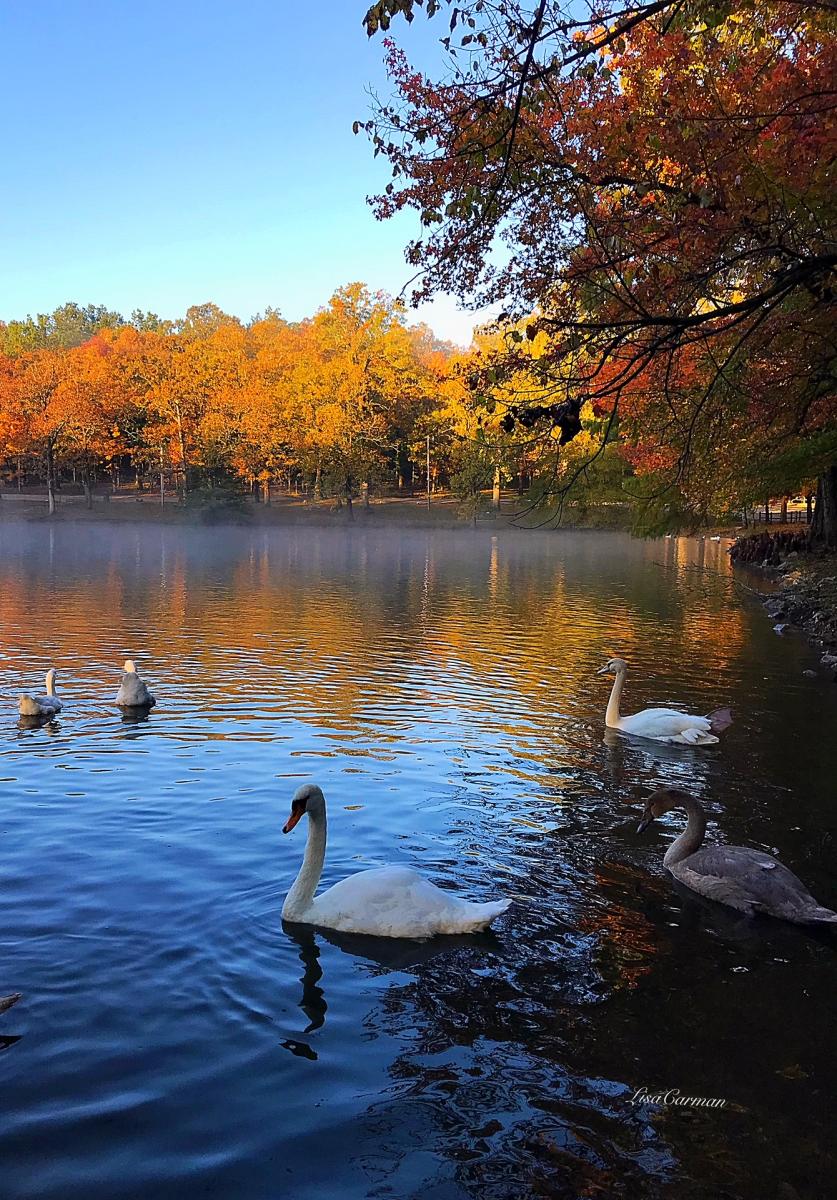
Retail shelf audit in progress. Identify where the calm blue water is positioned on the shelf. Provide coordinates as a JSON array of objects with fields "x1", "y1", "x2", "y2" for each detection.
[{"x1": 0, "y1": 522, "x2": 835, "y2": 1199}]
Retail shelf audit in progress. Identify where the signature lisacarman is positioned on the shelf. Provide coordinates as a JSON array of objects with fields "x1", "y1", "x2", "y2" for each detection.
[{"x1": 628, "y1": 1087, "x2": 727, "y2": 1109}]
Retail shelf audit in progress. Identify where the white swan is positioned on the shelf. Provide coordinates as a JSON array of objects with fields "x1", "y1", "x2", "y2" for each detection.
[
  {"x1": 597, "y1": 658, "x2": 731, "y2": 745},
  {"x1": 281, "y1": 784, "x2": 511, "y2": 938},
  {"x1": 638, "y1": 788, "x2": 837, "y2": 923},
  {"x1": 18, "y1": 669, "x2": 62, "y2": 718},
  {"x1": 115, "y1": 660, "x2": 156, "y2": 708}
]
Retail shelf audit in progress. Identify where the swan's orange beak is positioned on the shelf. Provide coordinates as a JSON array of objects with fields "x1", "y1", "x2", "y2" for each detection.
[
  {"x1": 637, "y1": 812, "x2": 655, "y2": 834},
  {"x1": 283, "y1": 809, "x2": 303, "y2": 834}
]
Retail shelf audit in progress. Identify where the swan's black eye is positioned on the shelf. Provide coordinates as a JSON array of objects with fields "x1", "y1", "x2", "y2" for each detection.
[{"x1": 292, "y1": 797, "x2": 308, "y2": 815}]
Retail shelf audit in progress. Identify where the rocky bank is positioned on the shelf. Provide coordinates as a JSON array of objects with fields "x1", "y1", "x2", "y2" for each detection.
[{"x1": 732, "y1": 534, "x2": 837, "y2": 671}]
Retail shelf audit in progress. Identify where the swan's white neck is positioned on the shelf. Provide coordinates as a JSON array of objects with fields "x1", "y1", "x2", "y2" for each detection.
[
  {"x1": 282, "y1": 809, "x2": 327, "y2": 920},
  {"x1": 45, "y1": 671, "x2": 57, "y2": 697},
  {"x1": 664, "y1": 799, "x2": 707, "y2": 867},
  {"x1": 605, "y1": 669, "x2": 625, "y2": 727}
]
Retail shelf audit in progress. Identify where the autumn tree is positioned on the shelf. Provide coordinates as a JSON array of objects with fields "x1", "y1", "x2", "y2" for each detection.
[
  {"x1": 231, "y1": 315, "x2": 302, "y2": 501},
  {"x1": 299, "y1": 284, "x2": 439, "y2": 514},
  {"x1": 0, "y1": 350, "x2": 68, "y2": 512},
  {"x1": 0, "y1": 291, "x2": 463, "y2": 512},
  {"x1": 0, "y1": 303, "x2": 125, "y2": 354},
  {"x1": 361, "y1": 0, "x2": 837, "y2": 537}
]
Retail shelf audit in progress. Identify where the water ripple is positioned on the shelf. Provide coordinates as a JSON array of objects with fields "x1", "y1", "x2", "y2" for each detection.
[{"x1": 0, "y1": 523, "x2": 835, "y2": 1200}]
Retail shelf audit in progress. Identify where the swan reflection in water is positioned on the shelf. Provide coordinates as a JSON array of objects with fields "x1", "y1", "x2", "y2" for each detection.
[
  {"x1": 17, "y1": 715, "x2": 61, "y2": 735},
  {"x1": 280, "y1": 920, "x2": 503, "y2": 1053},
  {"x1": 119, "y1": 703, "x2": 155, "y2": 726},
  {"x1": 601, "y1": 724, "x2": 712, "y2": 802}
]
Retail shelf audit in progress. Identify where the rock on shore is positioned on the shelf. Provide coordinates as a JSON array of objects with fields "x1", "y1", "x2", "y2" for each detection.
[
  {"x1": 762, "y1": 565, "x2": 837, "y2": 663},
  {"x1": 730, "y1": 531, "x2": 837, "y2": 666}
]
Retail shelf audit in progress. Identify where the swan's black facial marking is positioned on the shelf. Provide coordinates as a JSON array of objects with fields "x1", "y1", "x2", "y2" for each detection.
[
  {"x1": 637, "y1": 807, "x2": 656, "y2": 835},
  {"x1": 638, "y1": 787, "x2": 691, "y2": 832},
  {"x1": 283, "y1": 794, "x2": 308, "y2": 834}
]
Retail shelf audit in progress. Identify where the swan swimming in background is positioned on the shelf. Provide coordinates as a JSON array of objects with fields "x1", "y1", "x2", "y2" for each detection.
[
  {"x1": 18, "y1": 669, "x2": 62, "y2": 719},
  {"x1": 115, "y1": 660, "x2": 156, "y2": 708},
  {"x1": 597, "y1": 658, "x2": 731, "y2": 745},
  {"x1": 281, "y1": 784, "x2": 511, "y2": 938},
  {"x1": 638, "y1": 788, "x2": 837, "y2": 923}
]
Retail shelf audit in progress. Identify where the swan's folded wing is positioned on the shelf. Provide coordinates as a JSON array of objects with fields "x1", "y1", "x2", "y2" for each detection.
[
  {"x1": 621, "y1": 708, "x2": 710, "y2": 739},
  {"x1": 116, "y1": 675, "x2": 152, "y2": 706},
  {"x1": 311, "y1": 866, "x2": 499, "y2": 938},
  {"x1": 684, "y1": 846, "x2": 822, "y2": 913},
  {"x1": 311, "y1": 866, "x2": 436, "y2": 933}
]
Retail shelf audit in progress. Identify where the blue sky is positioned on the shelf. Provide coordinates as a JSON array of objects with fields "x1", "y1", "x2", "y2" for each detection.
[{"x1": 1, "y1": 0, "x2": 484, "y2": 344}]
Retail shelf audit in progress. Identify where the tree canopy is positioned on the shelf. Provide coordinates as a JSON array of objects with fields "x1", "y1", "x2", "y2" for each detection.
[
  {"x1": 0, "y1": 289, "x2": 496, "y2": 514},
  {"x1": 359, "y1": 0, "x2": 837, "y2": 535}
]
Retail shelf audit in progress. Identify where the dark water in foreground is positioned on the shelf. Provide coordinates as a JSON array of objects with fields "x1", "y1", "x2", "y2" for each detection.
[{"x1": 0, "y1": 522, "x2": 835, "y2": 1200}]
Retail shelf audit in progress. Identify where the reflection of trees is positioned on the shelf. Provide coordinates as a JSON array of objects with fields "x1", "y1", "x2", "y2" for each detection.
[
  {"x1": 0, "y1": 528, "x2": 747, "y2": 751},
  {"x1": 581, "y1": 863, "x2": 666, "y2": 993}
]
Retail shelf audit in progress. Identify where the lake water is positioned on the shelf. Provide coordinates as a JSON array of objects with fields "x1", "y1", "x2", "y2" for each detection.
[{"x1": 0, "y1": 521, "x2": 835, "y2": 1200}]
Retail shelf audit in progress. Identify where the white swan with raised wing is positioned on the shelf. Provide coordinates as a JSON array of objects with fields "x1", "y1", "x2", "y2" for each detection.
[{"x1": 281, "y1": 784, "x2": 511, "y2": 938}]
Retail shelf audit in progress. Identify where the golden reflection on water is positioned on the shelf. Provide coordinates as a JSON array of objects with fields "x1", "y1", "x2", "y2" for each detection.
[{"x1": 2, "y1": 524, "x2": 836, "y2": 1200}]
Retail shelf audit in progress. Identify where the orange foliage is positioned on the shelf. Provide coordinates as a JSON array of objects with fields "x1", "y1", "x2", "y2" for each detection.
[{"x1": 0, "y1": 287, "x2": 462, "y2": 500}]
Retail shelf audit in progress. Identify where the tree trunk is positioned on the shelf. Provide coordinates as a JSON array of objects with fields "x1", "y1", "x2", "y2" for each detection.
[
  {"x1": 345, "y1": 477, "x2": 354, "y2": 522},
  {"x1": 780, "y1": 496, "x2": 788, "y2": 524},
  {"x1": 83, "y1": 466, "x2": 93, "y2": 509},
  {"x1": 46, "y1": 445, "x2": 56, "y2": 515},
  {"x1": 811, "y1": 467, "x2": 837, "y2": 548},
  {"x1": 174, "y1": 402, "x2": 187, "y2": 497},
  {"x1": 262, "y1": 476, "x2": 271, "y2": 505},
  {"x1": 493, "y1": 465, "x2": 501, "y2": 512},
  {"x1": 314, "y1": 463, "x2": 322, "y2": 501},
  {"x1": 397, "y1": 445, "x2": 414, "y2": 494}
]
